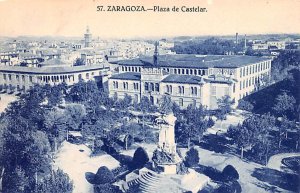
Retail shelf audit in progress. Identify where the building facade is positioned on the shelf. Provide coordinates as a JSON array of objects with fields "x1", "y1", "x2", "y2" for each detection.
[
  {"x1": 108, "y1": 54, "x2": 272, "y2": 109},
  {"x1": 0, "y1": 64, "x2": 109, "y2": 93}
]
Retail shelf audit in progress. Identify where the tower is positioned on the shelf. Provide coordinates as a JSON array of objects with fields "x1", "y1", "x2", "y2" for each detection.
[
  {"x1": 235, "y1": 32, "x2": 238, "y2": 44},
  {"x1": 84, "y1": 26, "x2": 92, "y2": 48},
  {"x1": 244, "y1": 34, "x2": 247, "y2": 50},
  {"x1": 153, "y1": 41, "x2": 159, "y2": 66}
]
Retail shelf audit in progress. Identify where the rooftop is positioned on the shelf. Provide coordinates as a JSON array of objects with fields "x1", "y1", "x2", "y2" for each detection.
[
  {"x1": 110, "y1": 72, "x2": 141, "y2": 81},
  {"x1": 0, "y1": 64, "x2": 108, "y2": 75},
  {"x1": 110, "y1": 72, "x2": 234, "y2": 85},
  {"x1": 112, "y1": 54, "x2": 271, "y2": 69}
]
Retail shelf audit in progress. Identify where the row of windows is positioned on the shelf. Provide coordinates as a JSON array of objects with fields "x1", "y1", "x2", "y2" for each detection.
[
  {"x1": 121, "y1": 65, "x2": 207, "y2": 76},
  {"x1": 240, "y1": 61, "x2": 270, "y2": 78},
  {"x1": 121, "y1": 66, "x2": 141, "y2": 72},
  {"x1": 178, "y1": 98, "x2": 197, "y2": 107},
  {"x1": 2, "y1": 72, "x2": 97, "y2": 83},
  {"x1": 145, "y1": 82, "x2": 160, "y2": 92},
  {"x1": 166, "y1": 85, "x2": 199, "y2": 96},
  {"x1": 171, "y1": 68, "x2": 206, "y2": 76},
  {"x1": 239, "y1": 73, "x2": 268, "y2": 90},
  {"x1": 3, "y1": 74, "x2": 33, "y2": 82},
  {"x1": 113, "y1": 81, "x2": 140, "y2": 91}
]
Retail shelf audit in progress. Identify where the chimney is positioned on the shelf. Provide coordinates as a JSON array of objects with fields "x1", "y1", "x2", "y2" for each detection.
[{"x1": 153, "y1": 41, "x2": 159, "y2": 66}]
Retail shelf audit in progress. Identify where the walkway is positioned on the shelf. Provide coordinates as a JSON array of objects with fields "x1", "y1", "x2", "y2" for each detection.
[{"x1": 267, "y1": 153, "x2": 300, "y2": 172}]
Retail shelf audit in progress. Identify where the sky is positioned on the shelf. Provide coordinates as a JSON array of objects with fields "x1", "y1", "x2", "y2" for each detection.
[{"x1": 0, "y1": 0, "x2": 299, "y2": 38}]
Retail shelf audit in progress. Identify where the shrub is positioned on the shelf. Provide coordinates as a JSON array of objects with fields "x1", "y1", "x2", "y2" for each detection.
[
  {"x1": 198, "y1": 165, "x2": 223, "y2": 182},
  {"x1": 237, "y1": 99, "x2": 254, "y2": 112},
  {"x1": 227, "y1": 125, "x2": 239, "y2": 139},
  {"x1": 222, "y1": 165, "x2": 239, "y2": 181},
  {"x1": 207, "y1": 116, "x2": 215, "y2": 127},
  {"x1": 132, "y1": 147, "x2": 149, "y2": 169},
  {"x1": 94, "y1": 166, "x2": 114, "y2": 185},
  {"x1": 184, "y1": 147, "x2": 199, "y2": 167},
  {"x1": 94, "y1": 183, "x2": 121, "y2": 193}
]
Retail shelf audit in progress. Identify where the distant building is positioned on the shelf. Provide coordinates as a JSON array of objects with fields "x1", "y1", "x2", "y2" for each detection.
[
  {"x1": 108, "y1": 44, "x2": 272, "y2": 109},
  {"x1": 267, "y1": 39, "x2": 285, "y2": 50},
  {"x1": 84, "y1": 26, "x2": 92, "y2": 48},
  {"x1": 252, "y1": 43, "x2": 268, "y2": 50}
]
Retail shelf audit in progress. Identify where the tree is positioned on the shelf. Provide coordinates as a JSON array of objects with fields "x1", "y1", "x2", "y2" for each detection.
[
  {"x1": 139, "y1": 96, "x2": 151, "y2": 129},
  {"x1": 235, "y1": 125, "x2": 252, "y2": 159},
  {"x1": 73, "y1": 58, "x2": 85, "y2": 66},
  {"x1": 158, "y1": 95, "x2": 173, "y2": 115},
  {"x1": 272, "y1": 92, "x2": 296, "y2": 117},
  {"x1": 94, "y1": 166, "x2": 114, "y2": 185},
  {"x1": 37, "y1": 169, "x2": 73, "y2": 193},
  {"x1": 132, "y1": 147, "x2": 149, "y2": 169},
  {"x1": 216, "y1": 95, "x2": 234, "y2": 120},
  {"x1": 237, "y1": 99, "x2": 254, "y2": 112},
  {"x1": 185, "y1": 147, "x2": 199, "y2": 167},
  {"x1": 222, "y1": 165, "x2": 239, "y2": 181}
]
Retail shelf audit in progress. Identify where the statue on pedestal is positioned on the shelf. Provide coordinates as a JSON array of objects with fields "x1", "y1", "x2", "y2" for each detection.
[{"x1": 152, "y1": 112, "x2": 183, "y2": 174}]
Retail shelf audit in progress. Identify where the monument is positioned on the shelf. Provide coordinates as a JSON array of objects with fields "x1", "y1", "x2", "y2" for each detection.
[
  {"x1": 152, "y1": 113, "x2": 183, "y2": 174},
  {"x1": 120, "y1": 112, "x2": 210, "y2": 193}
]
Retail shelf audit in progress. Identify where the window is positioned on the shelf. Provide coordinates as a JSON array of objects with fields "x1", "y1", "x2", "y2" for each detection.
[
  {"x1": 150, "y1": 83, "x2": 154, "y2": 91},
  {"x1": 8, "y1": 74, "x2": 11, "y2": 81},
  {"x1": 155, "y1": 83, "x2": 159, "y2": 92},
  {"x1": 123, "y1": 82, "x2": 128, "y2": 90},
  {"x1": 113, "y1": 81, "x2": 119, "y2": 89},
  {"x1": 134, "y1": 94, "x2": 138, "y2": 102},
  {"x1": 240, "y1": 81, "x2": 242, "y2": 90},
  {"x1": 186, "y1": 69, "x2": 189, "y2": 74},
  {"x1": 86, "y1": 73, "x2": 89, "y2": 79},
  {"x1": 134, "y1": 83, "x2": 139, "y2": 90},
  {"x1": 179, "y1": 98, "x2": 184, "y2": 107},
  {"x1": 182, "y1": 69, "x2": 184, "y2": 74},
  {"x1": 178, "y1": 86, "x2": 184, "y2": 95},
  {"x1": 29, "y1": 76, "x2": 33, "y2": 82},
  {"x1": 16, "y1": 75, "x2": 19, "y2": 81},
  {"x1": 174, "y1": 69, "x2": 177, "y2": 74},
  {"x1": 192, "y1": 99, "x2": 196, "y2": 107},
  {"x1": 145, "y1": 82, "x2": 149, "y2": 91},
  {"x1": 233, "y1": 84, "x2": 236, "y2": 93},
  {"x1": 3, "y1": 74, "x2": 6, "y2": 80},
  {"x1": 191, "y1": 87, "x2": 197, "y2": 95}
]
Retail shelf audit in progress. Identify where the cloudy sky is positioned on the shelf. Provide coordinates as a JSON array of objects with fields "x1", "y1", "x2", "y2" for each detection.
[{"x1": 0, "y1": 0, "x2": 299, "y2": 38}]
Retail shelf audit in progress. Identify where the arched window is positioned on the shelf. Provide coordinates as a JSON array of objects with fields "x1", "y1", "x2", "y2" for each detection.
[
  {"x1": 170, "y1": 85, "x2": 172, "y2": 93},
  {"x1": 155, "y1": 83, "x2": 159, "y2": 92},
  {"x1": 145, "y1": 82, "x2": 149, "y2": 91},
  {"x1": 178, "y1": 86, "x2": 181, "y2": 94},
  {"x1": 150, "y1": 83, "x2": 154, "y2": 91}
]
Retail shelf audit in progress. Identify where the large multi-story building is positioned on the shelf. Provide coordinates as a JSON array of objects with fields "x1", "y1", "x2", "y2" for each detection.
[
  {"x1": 108, "y1": 46, "x2": 272, "y2": 109},
  {"x1": 0, "y1": 61, "x2": 110, "y2": 93}
]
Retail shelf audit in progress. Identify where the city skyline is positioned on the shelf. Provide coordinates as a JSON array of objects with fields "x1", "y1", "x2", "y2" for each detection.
[{"x1": 0, "y1": 0, "x2": 299, "y2": 38}]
